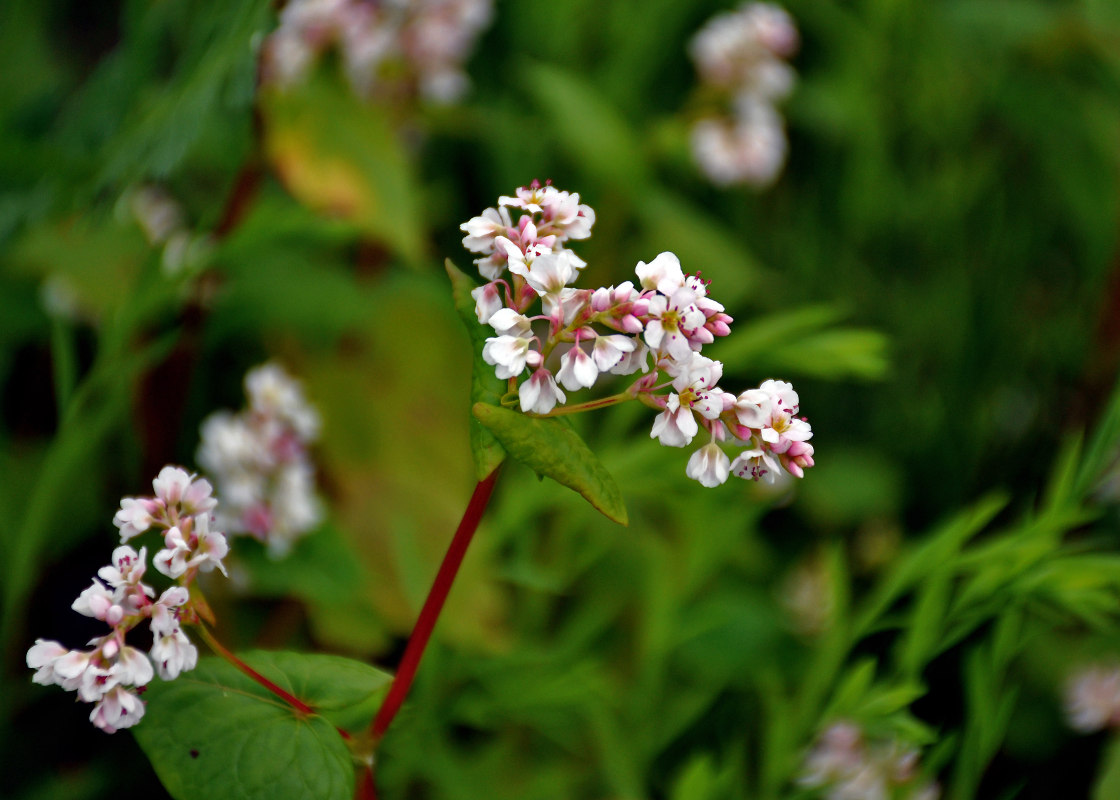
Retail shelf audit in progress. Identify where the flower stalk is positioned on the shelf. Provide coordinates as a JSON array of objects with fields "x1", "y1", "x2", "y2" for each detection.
[{"x1": 195, "y1": 624, "x2": 314, "y2": 716}]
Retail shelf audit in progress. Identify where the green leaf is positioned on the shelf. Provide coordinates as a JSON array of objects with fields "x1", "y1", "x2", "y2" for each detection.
[
  {"x1": 261, "y1": 70, "x2": 424, "y2": 265},
  {"x1": 134, "y1": 651, "x2": 392, "y2": 800},
  {"x1": 472, "y1": 402, "x2": 628, "y2": 526},
  {"x1": 1094, "y1": 734, "x2": 1120, "y2": 800},
  {"x1": 446, "y1": 259, "x2": 507, "y2": 479}
]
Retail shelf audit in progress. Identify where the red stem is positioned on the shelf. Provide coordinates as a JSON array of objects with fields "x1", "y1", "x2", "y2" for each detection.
[
  {"x1": 196, "y1": 624, "x2": 315, "y2": 716},
  {"x1": 369, "y1": 467, "x2": 501, "y2": 741},
  {"x1": 355, "y1": 766, "x2": 378, "y2": 800}
]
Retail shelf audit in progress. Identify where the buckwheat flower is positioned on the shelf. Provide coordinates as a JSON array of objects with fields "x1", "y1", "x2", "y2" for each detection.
[
  {"x1": 1065, "y1": 664, "x2": 1120, "y2": 733},
  {"x1": 152, "y1": 466, "x2": 217, "y2": 517},
  {"x1": 267, "y1": 462, "x2": 323, "y2": 558},
  {"x1": 151, "y1": 629, "x2": 199, "y2": 681},
  {"x1": 27, "y1": 639, "x2": 70, "y2": 686},
  {"x1": 89, "y1": 685, "x2": 145, "y2": 733},
  {"x1": 591, "y1": 334, "x2": 637, "y2": 372},
  {"x1": 98, "y1": 545, "x2": 150, "y2": 593},
  {"x1": 635, "y1": 251, "x2": 686, "y2": 295},
  {"x1": 734, "y1": 388, "x2": 772, "y2": 429},
  {"x1": 686, "y1": 442, "x2": 732, "y2": 487},
  {"x1": 499, "y1": 183, "x2": 549, "y2": 214},
  {"x1": 471, "y1": 281, "x2": 505, "y2": 324},
  {"x1": 800, "y1": 721, "x2": 939, "y2": 800},
  {"x1": 155, "y1": 516, "x2": 229, "y2": 580},
  {"x1": 72, "y1": 580, "x2": 119, "y2": 624},
  {"x1": 610, "y1": 343, "x2": 651, "y2": 376},
  {"x1": 650, "y1": 356, "x2": 726, "y2": 447},
  {"x1": 538, "y1": 189, "x2": 596, "y2": 240},
  {"x1": 199, "y1": 363, "x2": 323, "y2": 557},
  {"x1": 691, "y1": 112, "x2": 787, "y2": 188},
  {"x1": 800, "y1": 721, "x2": 865, "y2": 789},
  {"x1": 114, "y1": 645, "x2": 155, "y2": 687},
  {"x1": 150, "y1": 587, "x2": 190, "y2": 638},
  {"x1": 729, "y1": 446, "x2": 780, "y2": 482},
  {"x1": 644, "y1": 288, "x2": 706, "y2": 361},
  {"x1": 486, "y1": 307, "x2": 533, "y2": 337},
  {"x1": 508, "y1": 249, "x2": 580, "y2": 300},
  {"x1": 246, "y1": 363, "x2": 321, "y2": 442},
  {"x1": 758, "y1": 379, "x2": 812, "y2": 450},
  {"x1": 519, "y1": 368, "x2": 566, "y2": 415},
  {"x1": 462, "y1": 207, "x2": 512, "y2": 253},
  {"x1": 557, "y1": 343, "x2": 600, "y2": 391},
  {"x1": 779, "y1": 439, "x2": 816, "y2": 478},
  {"x1": 483, "y1": 335, "x2": 537, "y2": 379},
  {"x1": 113, "y1": 497, "x2": 159, "y2": 541}
]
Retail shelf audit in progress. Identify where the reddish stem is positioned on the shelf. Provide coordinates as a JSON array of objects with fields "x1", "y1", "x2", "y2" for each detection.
[
  {"x1": 368, "y1": 467, "x2": 501, "y2": 741},
  {"x1": 355, "y1": 765, "x2": 378, "y2": 800},
  {"x1": 196, "y1": 624, "x2": 315, "y2": 716}
]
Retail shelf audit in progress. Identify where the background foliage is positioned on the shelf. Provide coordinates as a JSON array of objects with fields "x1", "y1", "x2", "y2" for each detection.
[{"x1": 2, "y1": 0, "x2": 1120, "y2": 798}]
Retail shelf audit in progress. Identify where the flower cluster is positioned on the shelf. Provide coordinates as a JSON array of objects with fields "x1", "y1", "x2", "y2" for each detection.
[
  {"x1": 688, "y1": 2, "x2": 799, "y2": 187},
  {"x1": 800, "y1": 722, "x2": 940, "y2": 800},
  {"x1": 263, "y1": 0, "x2": 493, "y2": 104},
  {"x1": 118, "y1": 185, "x2": 213, "y2": 276},
  {"x1": 197, "y1": 363, "x2": 322, "y2": 558},
  {"x1": 27, "y1": 467, "x2": 228, "y2": 732},
  {"x1": 462, "y1": 182, "x2": 813, "y2": 487},
  {"x1": 1064, "y1": 663, "x2": 1120, "y2": 733}
]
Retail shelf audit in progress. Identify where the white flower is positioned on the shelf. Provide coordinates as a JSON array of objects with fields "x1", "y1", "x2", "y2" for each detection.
[
  {"x1": 460, "y1": 206, "x2": 511, "y2": 253},
  {"x1": 486, "y1": 307, "x2": 532, "y2": 337},
  {"x1": 471, "y1": 281, "x2": 504, "y2": 324},
  {"x1": 154, "y1": 527, "x2": 191, "y2": 579},
  {"x1": 691, "y1": 110, "x2": 787, "y2": 188},
  {"x1": 26, "y1": 639, "x2": 69, "y2": 687},
  {"x1": 98, "y1": 546, "x2": 149, "y2": 591},
  {"x1": 155, "y1": 516, "x2": 229, "y2": 579},
  {"x1": 686, "y1": 443, "x2": 731, "y2": 487},
  {"x1": 635, "y1": 251, "x2": 686, "y2": 295},
  {"x1": 734, "y1": 388, "x2": 772, "y2": 429},
  {"x1": 507, "y1": 249, "x2": 579, "y2": 299},
  {"x1": 610, "y1": 342, "x2": 650, "y2": 375},
  {"x1": 644, "y1": 288, "x2": 706, "y2": 361},
  {"x1": 1065, "y1": 665, "x2": 1120, "y2": 733},
  {"x1": 518, "y1": 369, "x2": 566, "y2": 415},
  {"x1": 246, "y1": 363, "x2": 321, "y2": 441},
  {"x1": 557, "y1": 344, "x2": 599, "y2": 391},
  {"x1": 114, "y1": 646, "x2": 155, "y2": 688},
  {"x1": 72, "y1": 580, "x2": 119, "y2": 624},
  {"x1": 89, "y1": 685, "x2": 145, "y2": 733},
  {"x1": 152, "y1": 466, "x2": 217, "y2": 517},
  {"x1": 729, "y1": 446, "x2": 780, "y2": 482},
  {"x1": 651, "y1": 394, "x2": 700, "y2": 447},
  {"x1": 113, "y1": 497, "x2": 157, "y2": 541},
  {"x1": 483, "y1": 335, "x2": 537, "y2": 380},
  {"x1": 151, "y1": 629, "x2": 199, "y2": 681},
  {"x1": 591, "y1": 335, "x2": 637, "y2": 372},
  {"x1": 150, "y1": 587, "x2": 190, "y2": 638}
]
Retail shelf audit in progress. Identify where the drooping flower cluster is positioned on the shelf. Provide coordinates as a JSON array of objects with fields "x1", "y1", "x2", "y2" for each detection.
[
  {"x1": 462, "y1": 182, "x2": 813, "y2": 487},
  {"x1": 1064, "y1": 663, "x2": 1120, "y2": 733},
  {"x1": 688, "y1": 2, "x2": 799, "y2": 187},
  {"x1": 799, "y1": 722, "x2": 940, "y2": 800},
  {"x1": 197, "y1": 363, "x2": 322, "y2": 558},
  {"x1": 263, "y1": 0, "x2": 494, "y2": 104},
  {"x1": 27, "y1": 467, "x2": 228, "y2": 732}
]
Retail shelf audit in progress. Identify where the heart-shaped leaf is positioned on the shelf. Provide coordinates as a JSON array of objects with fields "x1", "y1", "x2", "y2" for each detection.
[
  {"x1": 472, "y1": 402, "x2": 628, "y2": 526},
  {"x1": 134, "y1": 651, "x2": 392, "y2": 800}
]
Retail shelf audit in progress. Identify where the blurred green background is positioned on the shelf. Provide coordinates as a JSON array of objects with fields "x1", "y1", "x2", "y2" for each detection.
[{"x1": 2, "y1": 0, "x2": 1120, "y2": 798}]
